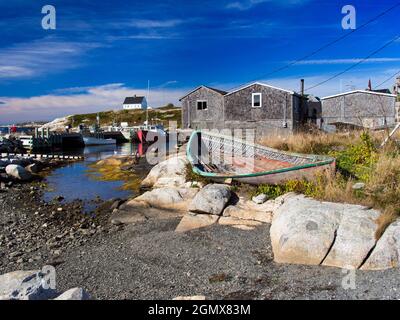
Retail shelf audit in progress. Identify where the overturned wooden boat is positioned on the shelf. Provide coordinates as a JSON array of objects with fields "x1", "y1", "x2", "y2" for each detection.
[{"x1": 186, "y1": 131, "x2": 336, "y2": 185}]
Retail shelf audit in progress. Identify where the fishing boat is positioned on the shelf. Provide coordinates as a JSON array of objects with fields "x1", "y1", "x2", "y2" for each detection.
[
  {"x1": 137, "y1": 124, "x2": 167, "y2": 143},
  {"x1": 79, "y1": 120, "x2": 116, "y2": 146},
  {"x1": 186, "y1": 131, "x2": 336, "y2": 185},
  {"x1": 83, "y1": 136, "x2": 116, "y2": 146}
]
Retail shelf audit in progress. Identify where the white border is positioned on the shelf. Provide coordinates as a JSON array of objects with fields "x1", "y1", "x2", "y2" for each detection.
[{"x1": 252, "y1": 93, "x2": 262, "y2": 108}]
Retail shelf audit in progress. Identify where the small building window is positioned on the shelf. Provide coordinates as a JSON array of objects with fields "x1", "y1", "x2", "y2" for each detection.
[
  {"x1": 197, "y1": 100, "x2": 208, "y2": 110},
  {"x1": 252, "y1": 93, "x2": 262, "y2": 108}
]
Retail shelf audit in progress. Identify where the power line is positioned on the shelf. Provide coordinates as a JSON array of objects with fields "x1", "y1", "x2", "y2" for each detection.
[
  {"x1": 248, "y1": 2, "x2": 400, "y2": 82},
  {"x1": 375, "y1": 70, "x2": 400, "y2": 89},
  {"x1": 305, "y1": 34, "x2": 400, "y2": 91}
]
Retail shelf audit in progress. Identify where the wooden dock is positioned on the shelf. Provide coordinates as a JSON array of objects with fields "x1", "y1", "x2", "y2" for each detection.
[{"x1": 1, "y1": 153, "x2": 84, "y2": 160}]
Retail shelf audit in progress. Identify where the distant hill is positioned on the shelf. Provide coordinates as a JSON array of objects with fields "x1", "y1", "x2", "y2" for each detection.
[{"x1": 66, "y1": 105, "x2": 182, "y2": 128}]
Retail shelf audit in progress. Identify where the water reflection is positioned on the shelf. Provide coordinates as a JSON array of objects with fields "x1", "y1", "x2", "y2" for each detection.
[{"x1": 43, "y1": 143, "x2": 149, "y2": 212}]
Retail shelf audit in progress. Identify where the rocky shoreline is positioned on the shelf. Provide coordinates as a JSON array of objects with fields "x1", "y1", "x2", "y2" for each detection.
[
  {"x1": 0, "y1": 180, "x2": 124, "y2": 273},
  {"x1": 2, "y1": 152, "x2": 400, "y2": 300}
]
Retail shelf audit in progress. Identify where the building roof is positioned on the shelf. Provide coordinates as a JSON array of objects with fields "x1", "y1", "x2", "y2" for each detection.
[
  {"x1": 123, "y1": 96, "x2": 145, "y2": 104},
  {"x1": 225, "y1": 82, "x2": 296, "y2": 96},
  {"x1": 371, "y1": 89, "x2": 392, "y2": 94},
  {"x1": 179, "y1": 86, "x2": 227, "y2": 101},
  {"x1": 321, "y1": 90, "x2": 397, "y2": 100},
  {"x1": 179, "y1": 82, "x2": 298, "y2": 101}
]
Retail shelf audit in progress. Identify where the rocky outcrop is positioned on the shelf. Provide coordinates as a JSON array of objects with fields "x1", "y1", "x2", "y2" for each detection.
[
  {"x1": 0, "y1": 268, "x2": 92, "y2": 300},
  {"x1": 175, "y1": 214, "x2": 220, "y2": 233},
  {"x1": 322, "y1": 208, "x2": 380, "y2": 269},
  {"x1": 223, "y1": 193, "x2": 294, "y2": 224},
  {"x1": 223, "y1": 203, "x2": 273, "y2": 224},
  {"x1": 270, "y1": 195, "x2": 381, "y2": 269},
  {"x1": 218, "y1": 217, "x2": 262, "y2": 231},
  {"x1": 0, "y1": 270, "x2": 57, "y2": 300},
  {"x1": 189, "y1": 184, "x2": 231, "y2": 216},
  {"x1": 5, "y1": 165, "x2": 32, "y2": 181},
  {"x1": 111, "y1": 187, "x2": 199, "y2": 225},
  {"x1": 361, "y1": 219, "x2": 400, "y2": 271},
  {"x1": 54, "y1": 288, "x2": 90, "y2": 300},
  {"x1": 135, "y1": 188, "x2": 185, "y2": 207},
  {"x1": 141, "y1": 156, "x2": 188, "y2": 188}
]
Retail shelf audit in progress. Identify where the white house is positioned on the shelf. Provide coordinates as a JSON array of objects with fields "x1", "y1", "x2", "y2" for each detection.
[{"x1": 123, "y1": 95, "x2": 148, "y2": 110}]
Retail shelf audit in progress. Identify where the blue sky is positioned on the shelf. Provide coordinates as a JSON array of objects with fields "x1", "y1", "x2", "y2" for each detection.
[{"x1": 0, "y1": 0, "x2": 400, "y2": 123}]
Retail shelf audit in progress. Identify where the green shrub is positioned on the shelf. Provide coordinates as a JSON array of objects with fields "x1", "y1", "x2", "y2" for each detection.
[{"x1": 329, "y1": 132, "x2": 378, "y2": 181}]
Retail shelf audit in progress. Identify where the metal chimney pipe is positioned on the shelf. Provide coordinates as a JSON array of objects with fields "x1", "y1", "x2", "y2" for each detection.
[{"x1": 300, "y1": 79, "x2": 305, "y2": 96}]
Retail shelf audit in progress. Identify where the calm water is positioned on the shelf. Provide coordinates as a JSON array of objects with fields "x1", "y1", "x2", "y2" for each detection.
[{"x1": 43, "y1": 143, "x2": 148, "y2": 212}]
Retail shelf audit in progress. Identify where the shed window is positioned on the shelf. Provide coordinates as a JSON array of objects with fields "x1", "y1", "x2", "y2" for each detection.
[
  {"x1": 197, "y1": 100, "x2": 208, "y2": 110},
  {"x1": 252, "y1": 93, "x2": 262, "y2": 108}
]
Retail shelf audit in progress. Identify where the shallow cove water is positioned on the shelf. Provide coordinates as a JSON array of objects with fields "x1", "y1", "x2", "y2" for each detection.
[{"x1": 43, "y1": 143, "x2": 147, "y2": 212}]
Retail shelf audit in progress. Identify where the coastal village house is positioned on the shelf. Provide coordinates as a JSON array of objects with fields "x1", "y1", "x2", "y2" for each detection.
[
  {"x1": 180, "y1": 82, "x2": 306, "y2": 138},
  {"x1": 181, "y1": 80, "x2": 400, "y2": 137},
  {"x1": 123, "y1": 95, "x2": 148, "y2": 110},
  {"x1": 320, "y1": 90, "x2": 397, "y2": 131}
]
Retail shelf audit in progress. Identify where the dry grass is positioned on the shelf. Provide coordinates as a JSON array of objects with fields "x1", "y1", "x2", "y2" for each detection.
[{"x1": 259, "y1": 129, "x2": 386, "y2": 155}]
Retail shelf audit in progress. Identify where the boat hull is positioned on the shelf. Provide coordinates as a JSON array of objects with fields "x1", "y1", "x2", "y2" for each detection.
[
  {"x1": 206, "y1": 162, "x2": 335, "y2": 185},
  {"x1": 83, "y1": 137, "x2": 116, "y2": 146},
  {"x1": 187, "y1": 131, "x2": 336, "y2": 185}
]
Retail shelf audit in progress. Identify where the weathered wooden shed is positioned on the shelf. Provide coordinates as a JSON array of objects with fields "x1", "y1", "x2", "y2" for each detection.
[
  {"x1": 321, "y1": 90, "x2": 397, "y2": 130},
  {"x1": 223, "y1": 83, "x2": 304, "y2": 137},
  {"x1": 180, "y1": 82, "x2": 305, "y2": 138},
  {"x1": 180, "y1": 86, "x2": 227, "y2": 130}
]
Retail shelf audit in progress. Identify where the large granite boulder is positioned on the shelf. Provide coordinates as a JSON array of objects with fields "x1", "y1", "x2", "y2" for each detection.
[
  {"x1": 135, "y1": 188, "x2": 184, "y2": 206},
  {"x1": 0, "y1": 270, "x2": 57, "y2": 300},
  {"x1": 270, "y1": 195, "x2": 380, "y2": 268},
  {"x1": 322, "y1": 207, "x2": 380, "y2": 269},
  {"x1": 223, "y1": 193, "x2": 295, "y2": 224},
  {"x1": 54, "y1": 288, "x2": 90, "y2": 300},
  {"x1": 5, "y1": 164, "x2": 32, "y2": 181},
  {"x1": 189, "y1": 184, "x2": 231, "y2": 216},
  {"x1": 141, "y1": 156, "x2": 188, "y2": 188},
  {"x1": 361, "y1": 219, "x2": 400, "y2": 271}
]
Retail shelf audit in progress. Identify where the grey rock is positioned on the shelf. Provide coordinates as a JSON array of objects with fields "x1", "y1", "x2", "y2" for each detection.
[
  {"x1": 252, "y1": 193, "x2": 268, "y2": 204},
  {"x1": 135, "y1": 188, "x2": 184, "y2": 207},
  {"x1": 54, "y1": 288, "x2": 90, "y2": 300},
  {"x1": 141, "y1": 156, "x2": 188, "y2": 188},
  {"x1": 5, "y1": 165, "x2": 32, "y2": 181},
  {"x1": 270, "y1": 195, "x2": 380, "y2": 268},
  {"x1": 189, "y1": 184, "x2": 231, "y2": 216},
  {"x1": 361, "y1": 219, "x2": 400, "y2": 270},
  {"x1": 0, "y1": 270, "x2": 58, "y2": 300}
]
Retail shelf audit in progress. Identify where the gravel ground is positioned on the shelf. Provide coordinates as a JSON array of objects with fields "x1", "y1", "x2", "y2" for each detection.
[
  {"x1": 1, "y1": 182, "x2": 400, "y2": 300},
  {"x1": 55, "y1": 217, "x2": 400, "y2": 300}
]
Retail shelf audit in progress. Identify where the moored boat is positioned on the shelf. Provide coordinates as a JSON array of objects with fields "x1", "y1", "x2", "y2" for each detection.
[
  {"x1": 83, "y1": 136, "x2": 116, "y2": 146},
  {"x1": 186, "y1": 131, "x2": 336, "y2": 185}
]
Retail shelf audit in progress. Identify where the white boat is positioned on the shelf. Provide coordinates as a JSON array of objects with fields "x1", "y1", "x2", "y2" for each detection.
[{"x1": 83, "y1": 136, "x2": 116, "y2": 146}]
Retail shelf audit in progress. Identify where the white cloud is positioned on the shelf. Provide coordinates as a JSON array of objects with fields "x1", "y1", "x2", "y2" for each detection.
[
  {"x1": 127, "y1": 19, "x2": 184, "y2": 29},
  {"x1": 0, "y1": 83, "x2": 186, "y2": 124},
  {"x1": 226, "y1": 0, "x2": 310, "y2": 10},
  {"x1": 295, "y1": 58, "x2": 400, "y2": 65},
  {"x1": 0, "y1": 66, "x2": 34, "y2": 78},
  {"x1": 0, "y1": 38, "x2": 101, "y2": 80}
]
